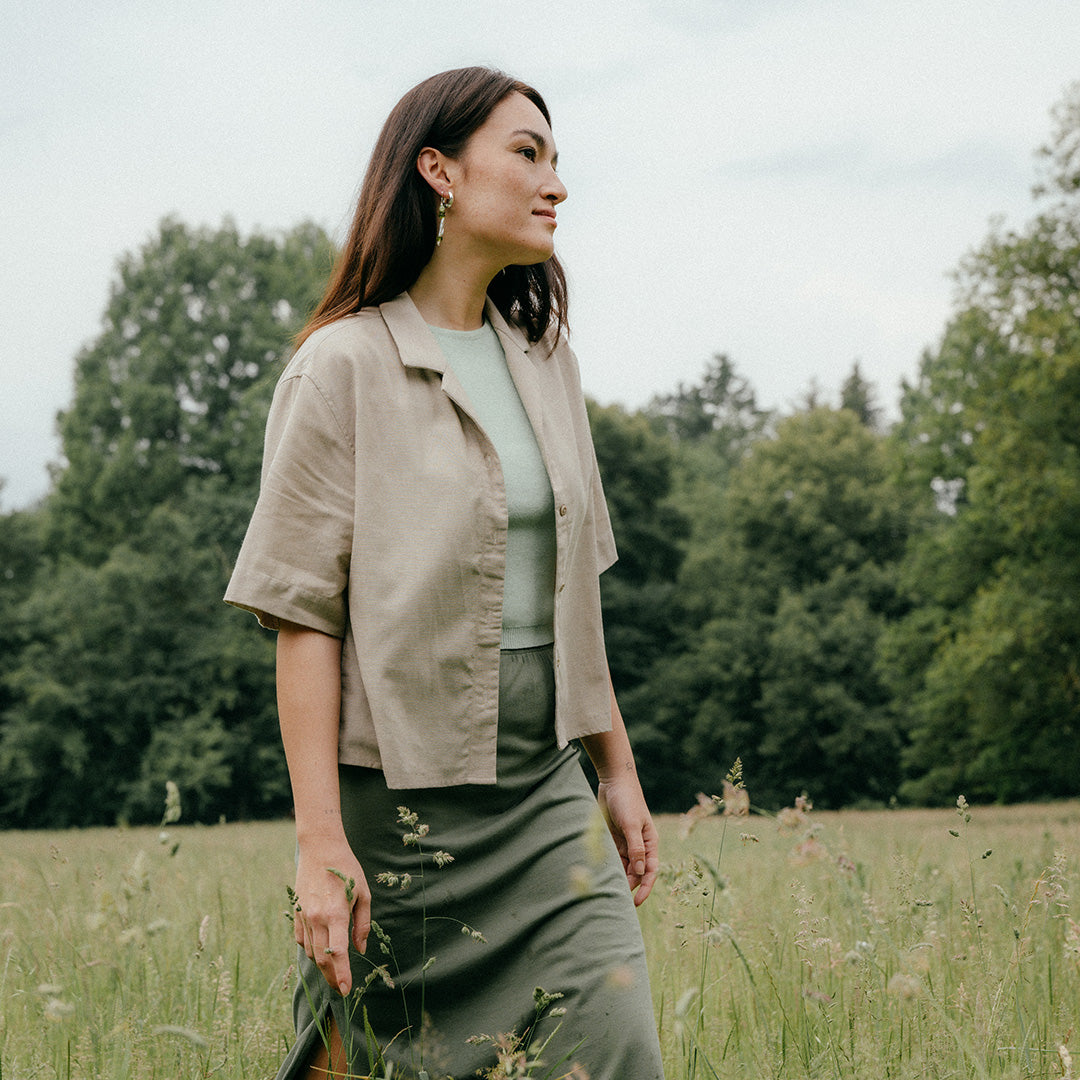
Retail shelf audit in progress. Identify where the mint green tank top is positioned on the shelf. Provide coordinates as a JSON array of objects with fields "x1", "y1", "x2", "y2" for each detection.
[{"x1": 429, "y1": 322, "x2": 556, "y2": 648}]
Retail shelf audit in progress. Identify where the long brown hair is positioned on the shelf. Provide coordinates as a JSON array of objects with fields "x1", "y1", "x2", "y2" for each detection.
[{"x1": 297, "y1": 67, "x2": 568, "y2": 347}]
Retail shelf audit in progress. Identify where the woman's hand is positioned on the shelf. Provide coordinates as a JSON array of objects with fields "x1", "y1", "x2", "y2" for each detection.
[
  {"x1": 276, "y1": 621, "x2": 367, "y2": 995},
  {"x1": 581, "y1": 668, "x2": 661, "y2": 906},
  {"x1": 293, "y1": 841, "x2": 371, "y2": 996},
  {"x1": 596, "y1": 776, "x2": 659, "y2": 905}
]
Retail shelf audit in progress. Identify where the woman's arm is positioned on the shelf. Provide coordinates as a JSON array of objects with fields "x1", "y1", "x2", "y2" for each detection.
[
  {"x1": 277, "y1": 620, "x2": 370, "y2": 995},
  {"x1": 579, "y1": 672, "x2": 659, "y2": 905}
]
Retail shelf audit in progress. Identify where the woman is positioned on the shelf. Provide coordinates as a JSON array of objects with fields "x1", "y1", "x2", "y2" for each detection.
[{"x1": 227, "y1": 67, "x2": 665, "y2": 1080}]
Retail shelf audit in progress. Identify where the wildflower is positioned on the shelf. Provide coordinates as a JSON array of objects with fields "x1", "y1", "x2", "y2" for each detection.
[
  {"x1": 122, "y1": 850, "x2": 150, "y2": 897},
  {"x1": 704, "y1": 923, "x2": 736, "y2": 945},
  {"x1": 532, "y1": 987, "x2": 564, "y2": 1012},
  {"x1": 43, "y1": 998, "x2": 76, "y2": 1021},
  {"x1": 371, "y1": 920, "x2": 394, "y2": 957},
  {"x1": 162, "y1": 780, "x2": 182, "y2": 826},
  {"x1": 789, "y1": 835, "x2": 826, "y2": 865},
  {"x1": 721, "y1": 780, "x2": 749, "y2": 818},
  {"x1": 778, "y1": 793, "x2": 813, "y2": 831},
  {"x1": 151, "y1": 1024, "x2": 209, "y2": 1048},
  {"x1": 1036, "y1": 851, "x2": 1070, "y2": 912},
  {"x1": 361, "y1": 964, "x2": 395, "y2": 990},
  {"x1": 887, "y1": 972, "x2": 921, "y2": 1000},
  {"x1": 674, "y1": 987, "x2": 698, "y2": 1019},
  {"x1": 326, "y1": 868, "x2": 356, "y2": 902},
  {"x1": 1064, "y1": 918, "x2": 1080, "y2": 968},
  {"x1": 432, "y1": 850, "x2": 454, "y2": 868},
  {"x1": 905, "y1": 947, "x2": 932, "y2": 974},
  {"x1": 678, "y1": 792, "x2": 719, "y2": 839}
]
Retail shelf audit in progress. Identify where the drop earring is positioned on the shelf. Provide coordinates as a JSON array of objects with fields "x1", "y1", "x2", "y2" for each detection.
[{"x1": 436, "y1": 190, "x2": 453, "y2": 247}]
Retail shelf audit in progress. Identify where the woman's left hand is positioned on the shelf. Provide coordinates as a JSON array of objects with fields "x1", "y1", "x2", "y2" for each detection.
[{"x1": 596, "y1": 777, "x2": 659, "y2": 905}]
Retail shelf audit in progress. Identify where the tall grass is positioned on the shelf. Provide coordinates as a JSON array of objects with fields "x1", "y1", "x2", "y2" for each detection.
[
  {"x1": 1, "y1": 797, "x2": 1077, "y2": 1078},
  {"x1": 0, "y1": 819, "x2": 298, "y2": 1078},
  {"x1": 648, "y1": 794, "x2": 1080, "y2": 1079}
]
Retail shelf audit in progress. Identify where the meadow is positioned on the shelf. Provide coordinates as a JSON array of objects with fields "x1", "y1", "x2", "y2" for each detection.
[{"x1": 2, "y1": 791, "x2": 1077, "y2": 1079}]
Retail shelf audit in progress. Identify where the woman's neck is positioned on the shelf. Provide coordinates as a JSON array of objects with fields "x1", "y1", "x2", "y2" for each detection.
[{"x1": 409, "y1": 246, "x2": 500, "y2": 331}]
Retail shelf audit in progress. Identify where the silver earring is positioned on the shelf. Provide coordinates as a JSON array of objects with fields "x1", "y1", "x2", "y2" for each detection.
[{"x1": 436, "y1": 190, "x2": 453, "y2": 247}]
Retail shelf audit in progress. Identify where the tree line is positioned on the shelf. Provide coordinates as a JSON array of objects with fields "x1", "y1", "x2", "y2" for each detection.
[{"x1": 2, "y1": 88, "x2": 1078, "y2": 826}]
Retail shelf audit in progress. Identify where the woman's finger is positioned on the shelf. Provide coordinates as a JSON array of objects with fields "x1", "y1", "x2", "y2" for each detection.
[
  {"x1": 325, "y1": 924, "x2": 352, "y2": 996},
  {"x1": 300, "y1": 916, "x2": 316, "y2": 959},
  {"x1": 351, "y1": 891, "x2": 371, "y2": 956}
]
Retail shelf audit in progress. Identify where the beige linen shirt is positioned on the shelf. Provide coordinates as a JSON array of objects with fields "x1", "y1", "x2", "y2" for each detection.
[{"x1": 225, "y1": 292, "x2": 617, "y2": 789}]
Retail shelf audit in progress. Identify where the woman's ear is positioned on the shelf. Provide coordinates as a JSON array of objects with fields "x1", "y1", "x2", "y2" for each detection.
[{"x1": 417, "y1": 147, "x2": 452, "y2": 196}]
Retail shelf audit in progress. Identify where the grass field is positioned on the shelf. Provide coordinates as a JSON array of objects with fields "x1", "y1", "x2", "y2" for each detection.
[{"x1": 2, "y1": 793, "x2": 1077, "y2": 1078}]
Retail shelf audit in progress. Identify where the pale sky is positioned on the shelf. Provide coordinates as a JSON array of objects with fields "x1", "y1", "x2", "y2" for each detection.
[{"x1": 2, "y1": 0, "x2": 1078, "y2": 509}]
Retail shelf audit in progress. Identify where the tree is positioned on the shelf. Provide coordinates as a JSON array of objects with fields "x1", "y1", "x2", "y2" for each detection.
[
  {"x1": 0, "y1": 506, "x2": 283, "y2": 827},
  {"x1": 840, "y1": 360, "x2": 882, "y2": 429},
  {"x1": 645, "y1": 353, "x2": 772, "y2": 468},
  {"x1": 588, "y1": 402, "x2": 689, "y2": 697},
  {"x1": 885, "y1": 84, "x2": 1080, "y2": 803},
  {"x1": 0, "y1": 218, "x2": 332, "y2": 826},
  {"x1": 47, "y1": 217, "x2": 333, "y2": 561},
  {"x1": 629, "y1": 408, "x2": 915, "y2": 810},
  {"x1": 0, "y1": 500, "x2": 44, "y2": 734}
]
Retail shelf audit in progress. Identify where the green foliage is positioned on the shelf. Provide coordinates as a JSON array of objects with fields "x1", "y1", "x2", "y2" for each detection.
[
  {"x1": 885, "y1": 86, "x2": 1080, "y2": 804},
  {"x1": 47, "y1": 216, "x2": 333, "y2": 562},
  {"x1": 588, "y1": 401, "x2": 689, "y2": 696},
  {"x1": 645, "y1": 354, "x2": 773, "y2": 488},
  {"x1": 628, "y1": 408, "x2": 917, "y2": 811},
  {"x1": 0, "y1": 506, "x2": 282, "y2": 826},
  {"x1": 839, "y1": 360, "x2": 882, "y2": 429},
  {"x1": 0, "y1": 218, "x2": 331, "y2": 827},
  {"x1": 5, "y1": 86, "x2": 1080, "y2": 823}
]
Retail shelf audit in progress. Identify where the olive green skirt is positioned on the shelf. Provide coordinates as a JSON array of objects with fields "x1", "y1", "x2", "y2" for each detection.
[{"x1": 276, "y1": 644, "x2": 664, "y2": 1079}]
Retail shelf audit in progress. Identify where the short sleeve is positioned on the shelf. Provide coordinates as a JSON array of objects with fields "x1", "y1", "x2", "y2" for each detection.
[
  {"x1": 224, "y1": 369, "x2": 355, "y2": 636},
  {"x1": 589, "y1": 442, "x2": 618, "y2": 575}
]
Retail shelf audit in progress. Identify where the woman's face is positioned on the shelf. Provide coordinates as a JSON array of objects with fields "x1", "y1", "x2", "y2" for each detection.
[{"x1": 443, "y1": 92, "x2": 567, "y2": 267}]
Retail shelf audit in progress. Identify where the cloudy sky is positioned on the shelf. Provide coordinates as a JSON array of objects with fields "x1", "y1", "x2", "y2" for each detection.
[{"x1": 2, "y1": 0, "x2": 1078, "y2": 509}]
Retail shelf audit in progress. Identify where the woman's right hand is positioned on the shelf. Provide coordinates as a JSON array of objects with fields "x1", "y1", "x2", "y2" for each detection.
[{"x1": 293, "y1": 842, "x2": 371, "y2": 997}]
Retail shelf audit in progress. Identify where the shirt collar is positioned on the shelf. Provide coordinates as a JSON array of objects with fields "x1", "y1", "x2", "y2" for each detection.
[{"x1": 380, "y1": 291, "x2": 532, "y2": 374}]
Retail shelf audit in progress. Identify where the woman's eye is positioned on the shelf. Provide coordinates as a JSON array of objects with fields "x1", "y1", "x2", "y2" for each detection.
[{"x1": 518, "y1": 146, "x2": 537, "y2": 161}]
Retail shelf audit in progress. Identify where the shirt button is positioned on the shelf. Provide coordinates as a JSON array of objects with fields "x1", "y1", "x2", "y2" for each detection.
[{"x1": 558, "y1": 505, "x2": 568, "y2": 516}]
